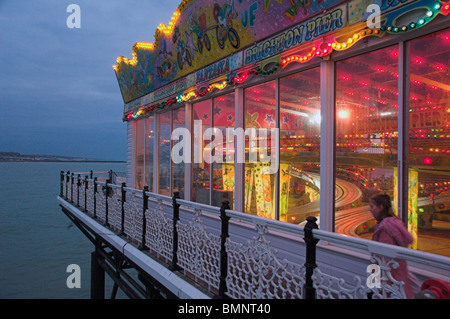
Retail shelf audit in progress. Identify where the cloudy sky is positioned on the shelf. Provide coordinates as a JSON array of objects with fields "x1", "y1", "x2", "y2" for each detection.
[{"x1": 0, "y1": 0, "x2": 180, "y2": 161}]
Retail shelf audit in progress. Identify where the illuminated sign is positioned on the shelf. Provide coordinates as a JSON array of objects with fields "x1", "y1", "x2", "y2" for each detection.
[
  {"x1": 196, "y1": 52, "x2": 242, "y2": 84},
  {"x1": 244, "y1": 4, "x2": 347, "y2": 65}
]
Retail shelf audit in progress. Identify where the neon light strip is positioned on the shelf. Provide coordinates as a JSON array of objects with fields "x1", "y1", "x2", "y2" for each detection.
[
  {"x1": 233, "y1": 70, "x2": 258, "y2": 83},
  {"x1": 280, "y1": 0, "x2": 447, "y2": 67},
  {"x1": 381, "y1": 1, "x2": 447, "y2": 33},
  {"x1": 280, "y1": 52, "x2": 315, "y2": 67},
  {"x1": 125, "y1": 80, "x2": 228, "y2": 120},
  {"x1": 280, "y1": 28, "x2": 383, "y2": 69},
  {"x1": 208, "y1": 81, "x2": 228, "y2": 92},
  {"x1": 333, "y1": 28, "x2": 382, "y2": 51},
  {"x1": 442, "y1": 1, "x2": 450, "y2": 14}
]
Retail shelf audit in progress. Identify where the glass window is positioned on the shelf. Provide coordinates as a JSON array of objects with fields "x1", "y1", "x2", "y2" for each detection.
[
  {"x1": 147, "y1": 115, "x2": 154, "y2": 192},
  {"x1": 134, "y1": 118, "x2": 148, "y2": 190},
  {"x1": 335, "y1": 46, "x2": 399, "y2": 236},
  {"x1": 172, "y1": 107, "x2": 185, "y2": 199},
  {"x1": 244, "y1": 81, "x2": 276, "y2": 219},
  {"x1": 158, "y1": 112, "x2": 171, "y2": 196},
  {"x1": 212, "y1": 93, "x2": 235, "y2": 209},
  {"x1": 192, "y1": 100, "x2": 211, "y2": 204},
  {"x1": 407, "y1": 29, "x2": 450, "y2": 257},
  {"x1": 280, "y1": 68, "x2": 320, "y2": 224}
]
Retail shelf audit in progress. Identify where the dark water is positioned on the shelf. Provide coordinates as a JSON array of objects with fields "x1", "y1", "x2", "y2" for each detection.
[{"x1": 0, "y1": 162, "x2": 127, "y2": 299}]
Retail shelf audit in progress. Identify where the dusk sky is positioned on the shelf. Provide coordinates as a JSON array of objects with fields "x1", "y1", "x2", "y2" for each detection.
[{"x1": 0, "y1": 0, "x2": 180, "y2": 161}]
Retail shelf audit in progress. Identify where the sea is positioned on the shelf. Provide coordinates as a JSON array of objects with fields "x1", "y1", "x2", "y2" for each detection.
[{"x1": 0, "y1": 161, "x2": 128, "y2": 299}]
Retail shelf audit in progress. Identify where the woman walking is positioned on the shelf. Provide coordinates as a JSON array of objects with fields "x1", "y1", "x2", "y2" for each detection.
[{"x1": 369, "y1": 194, "x2": 420, "y2": 298}]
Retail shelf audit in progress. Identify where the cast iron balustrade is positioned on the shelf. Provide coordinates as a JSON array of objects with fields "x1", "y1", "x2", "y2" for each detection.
[{"x1": 59, "y1": 171, "x2": 450, "y2": 299}]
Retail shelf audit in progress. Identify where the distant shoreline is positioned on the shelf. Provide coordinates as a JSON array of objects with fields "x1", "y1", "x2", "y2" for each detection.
[
  {"x1": 0, "y1": 160, "x2": 126, "y2": 163},
  {"x1": 0, "y1": 152, "x2": 125, "y2": 163}
]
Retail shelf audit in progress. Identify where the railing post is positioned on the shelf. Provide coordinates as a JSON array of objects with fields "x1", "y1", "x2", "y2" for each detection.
[
  {"x1": 138, "y1": 186, "x2": 149, "y2": 250},
  {"x1": 93, "y1": 177, "x2": 98, "y2": 219},
  {"x1": 66, "y1": 171, "x2": 70, "y2": 199},
  {"x1": 104, "y1": 179, "x2": 110, "y2": 227},
  {"x1": 303, "y1": 216, "x2": 319, "y2": 299},
  {"x1": 70, "y1": 173, "x2": 74, "y2": 203},
  {"x1": 60, "y1": 171, "x2": 64, "y2": 197},
  {"x1": 84, "y1": 175, "x2": 88, "y2": 211},
  {"x1": 170, "y1": 192, "x2": 181, "y2": 271},
  {"x1": 120, "y1": 183, "x2": 126, "y2": 236},
  {"x1": 218, "y1": 200, "x2": 231, "y2": 299},
  {"x1": 77, "y1": 174, "x2": 81, "y2": 207}
]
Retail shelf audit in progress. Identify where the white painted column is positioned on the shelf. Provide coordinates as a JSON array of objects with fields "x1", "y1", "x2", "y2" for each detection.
[
  {"x1": 319, "y1": 60, "x2": 336, "y2": 232},
  {"x1": 185, "y1": 102, "x2": 193, "y2": 201},
  {"x1": 274, "y1": 78, "x2": 280, "y2": 221},
  {"x1": 153, "y1": 113, "x2": 159, "y2": 193},
  {"x1": 127, "y1": 120, "x2": 133, "y2": 188},
  {"x1": 144, "y1": 118, "x2": 148, "y2": 189},
  {"x1": 234, "y1": 87, "x2": 244, "y2": 212},
  {"x1": 209, "y1": 99, "x2": 213, "y2": 206}
]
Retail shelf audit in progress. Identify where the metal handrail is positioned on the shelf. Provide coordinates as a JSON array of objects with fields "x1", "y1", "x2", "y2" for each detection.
[
  {"x1": 145, "y1": 191, "x2": 172, "y2": 203},
  {"x1": 313, "y1": 227, "x2": 450, "y2": 270},
  {"x1": 175, "y1": 198, "x2": 306, "y2": 237}
]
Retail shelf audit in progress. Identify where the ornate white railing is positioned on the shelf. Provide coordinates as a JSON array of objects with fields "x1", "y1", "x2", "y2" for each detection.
[
  {"x1": 59, "y1": 171, "x2": 450, "y2": 299},
  {"x1": 311, "y1": 228, "x2": 449, "y2": 299}
]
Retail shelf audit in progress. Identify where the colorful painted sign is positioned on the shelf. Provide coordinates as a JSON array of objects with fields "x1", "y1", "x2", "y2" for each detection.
[
  {"x1": 115, "y1": 0, "x2": 345, "y2": 103},
  {"x1": 154, "y1": 75, "x2": 194, "y2": 101},
  {"x1": 118, "y1": 0, "x2": 448, "y2": 116},
  {"x1": 408, "y1": 168, "x2": 419, "y2": 249},
  {"x1": 279, "y1": 163, "x2": 291, "y2": 220},
  {"x1": 253, "y1": 162, "x2": 276, "y2": 219},
  {"x1": 222, "y1": 163, "x2": 235, "y2": 192},
  {"x1": 244, "y1": 4, "x2": 347, "y2": 65},
  {"x1": 196, "y1": 52, "x2": 242, "y2": 83},
  {"x1": 123, "y1": 74, "x2": 194, "y2": 113}
]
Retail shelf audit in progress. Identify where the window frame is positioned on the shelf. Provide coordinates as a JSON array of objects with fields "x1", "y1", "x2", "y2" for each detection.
[{"x1": 131, "y1": 23, "x2": 449, "y2": 238}]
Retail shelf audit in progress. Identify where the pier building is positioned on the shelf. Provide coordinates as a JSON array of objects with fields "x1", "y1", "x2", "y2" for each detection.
[{"x1": 58, "y1": 0, "x2": 450, "y2": 299}]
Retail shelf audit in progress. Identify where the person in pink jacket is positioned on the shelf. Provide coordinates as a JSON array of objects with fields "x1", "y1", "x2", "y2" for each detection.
[{"x1": 369, "y1": 194, "x2": 420, "y2": 298}]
